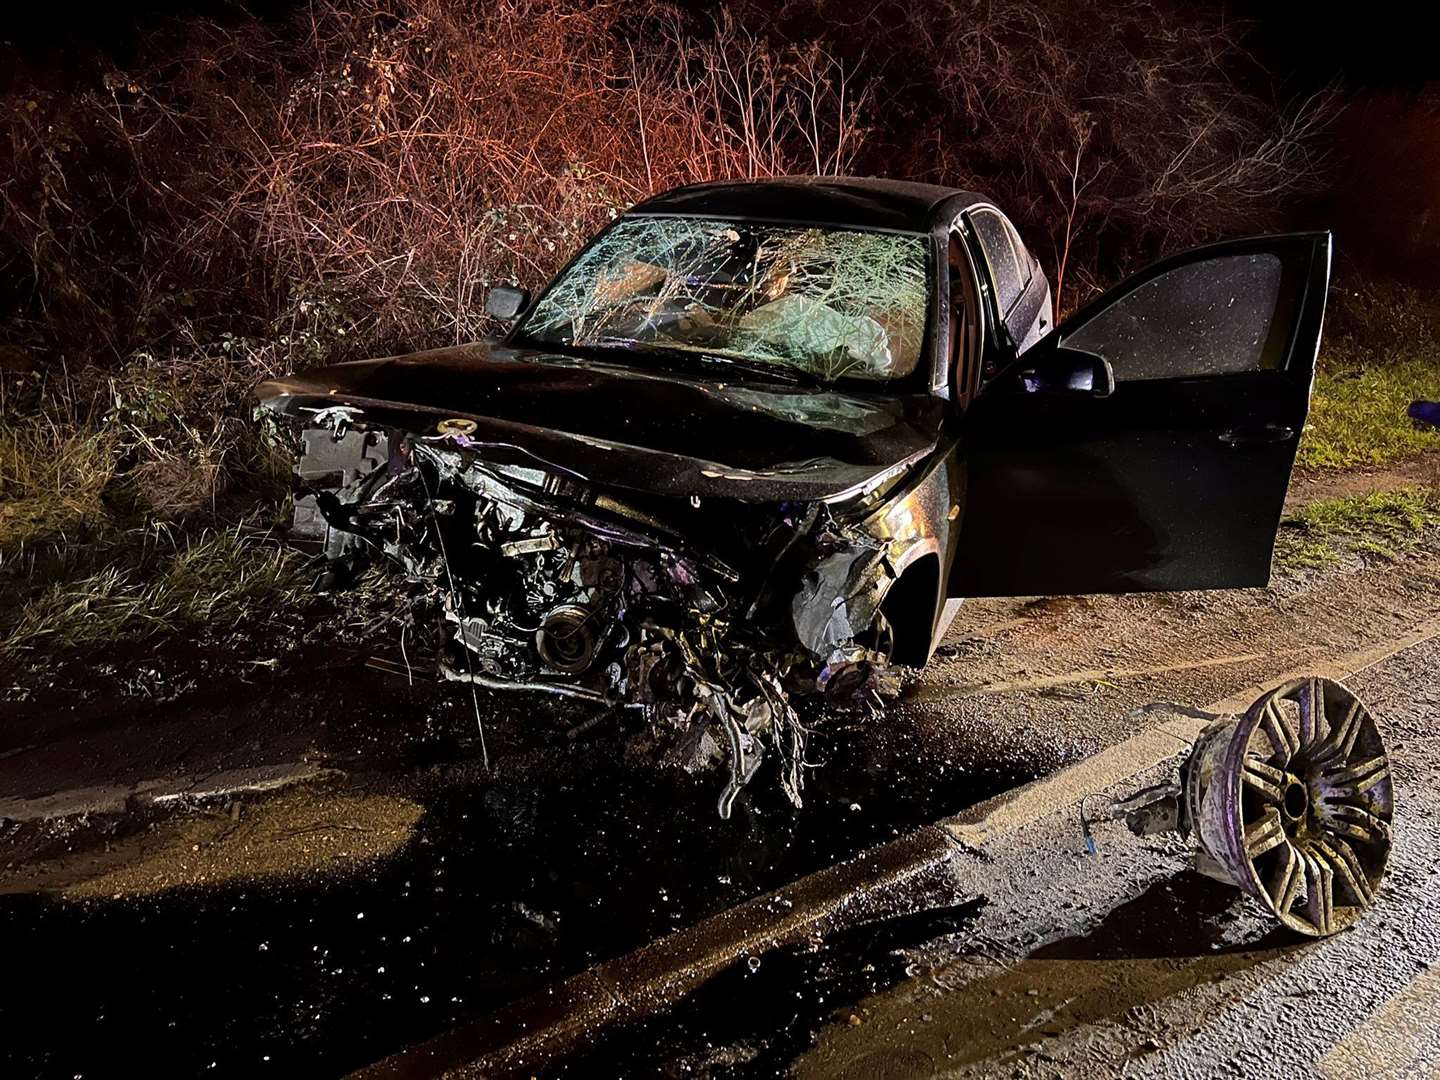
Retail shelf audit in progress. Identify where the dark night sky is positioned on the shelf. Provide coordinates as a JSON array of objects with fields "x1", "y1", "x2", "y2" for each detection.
[
  {"x1": 3, "y1": 0, "x2": 1436, "y2": 89},
  {"x1": 1238, "y1": 0, "x2": 1440, "y2": 88}
]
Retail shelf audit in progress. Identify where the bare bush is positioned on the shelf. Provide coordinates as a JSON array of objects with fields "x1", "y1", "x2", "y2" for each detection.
[
  {"x1": 236, "y1": 3, "x2": 871, "y2": 344},
  {"x1": 1, "y1": 0, "x2": 1335, "y2": 365},
  {"x1": 13, "y1": 0, "x2": 871, "y2": 360},
  {"x1": 2, "y1": 0, "x2": 878, "y2": 522},
  {"x1": 913, "y1": 0, "x2": 1338, "y2": 312}
]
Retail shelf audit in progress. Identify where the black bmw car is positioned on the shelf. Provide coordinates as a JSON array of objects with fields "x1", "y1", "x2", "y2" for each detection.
[{"x1": 256, "y1": 177, "x2": 1330, "y2": 813}]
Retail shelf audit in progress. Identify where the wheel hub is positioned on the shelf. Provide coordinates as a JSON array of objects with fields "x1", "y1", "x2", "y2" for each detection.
[{"x1": 1281, "y1": 777, "x2": 1309, "y2": 823}]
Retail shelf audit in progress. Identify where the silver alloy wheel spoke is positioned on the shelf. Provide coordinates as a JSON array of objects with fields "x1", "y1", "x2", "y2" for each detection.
[
  {"x1": 1315, "y1": 696, "x2": 1364, "y2": 766},
  {"x1": 1323, "y1": 801, "x2": 1391, "y2": 845},
  {"x1": 1312, "y1": 836, "x2": 1373, "y2": 907},
  {"x1": 1242, "y1": 757, "x2": 1289, "y2": 803},
  {"x1": 1268, "y1": 841, "x2": 1304, "y2": 914},
  {"x1": 1326, "y1": 755, "x2": 1391, "y2": 791},
  {"x1": 1303, "y1": 847, "x2": 1336, "y2": 935},
  {"x1": 1244, "y1": 807, "x2": 1289, "y2": 858},
  {"x1": 1260, "y1": 699, "x2": 1298, "y2": 765},
  {"x1": 1299, "y1": 678, "x2": 1328, "y2": 750}
]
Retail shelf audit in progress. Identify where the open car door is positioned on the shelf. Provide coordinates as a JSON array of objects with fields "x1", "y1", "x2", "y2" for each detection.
[{"x1": 951, "y1": 232, "x2": 1331, "y2": 598}]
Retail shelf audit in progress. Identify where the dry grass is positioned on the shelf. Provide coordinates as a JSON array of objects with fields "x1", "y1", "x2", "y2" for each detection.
[
  {"x1": 0, "y1": 417, "x2": 117, "y2": 548},
  {"x1": 0, "y1": 524, "x2": 308, "y2": 654},
  {"x1": 0, "y1": 324, "x2": 300, "y2": 555},
  {"x1": 0, "y1": 330, "x2": 326, "y2": 662}
]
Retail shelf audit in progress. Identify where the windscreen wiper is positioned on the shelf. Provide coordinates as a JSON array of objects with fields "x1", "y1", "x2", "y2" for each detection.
[
  {"x1": 582, "y1": 338, "x2": 825, "y2": 389},
  {"x1": 681, "y1": 351, "x2": 824, "y2": 388}
]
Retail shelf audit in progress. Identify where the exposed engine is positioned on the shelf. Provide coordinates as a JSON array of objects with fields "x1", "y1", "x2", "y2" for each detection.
[{"x1": 288, "y1": 413, "x2": 828, "y2": 816}]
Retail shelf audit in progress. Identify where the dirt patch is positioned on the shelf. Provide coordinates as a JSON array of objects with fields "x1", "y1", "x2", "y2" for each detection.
[
  {"x1": 1287, "y1": 452, "x2": 1440, "y2": 508},
  {"x1": 0, "y1": 788, "x2": 423, "y2": 899},
  {"x1": 897, "y1": 526, "x2": 1440, "y2": 785}
]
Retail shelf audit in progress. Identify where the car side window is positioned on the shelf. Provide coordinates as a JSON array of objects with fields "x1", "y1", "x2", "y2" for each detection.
[
  {"x1": 1001, "y1": 216, "x2": 1033, "y2": 291},
  {"x1": 1062, "y1": 253, "x2": 1286, "y2": 382},
  {"x1": 947, "y1": 233, "x2": 977, "y2": 403},
  {"x1": 969, "y1": 209, "x2": 1025, "y2": 315}
]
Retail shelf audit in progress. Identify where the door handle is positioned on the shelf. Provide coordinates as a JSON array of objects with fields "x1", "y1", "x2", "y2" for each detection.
[{"x1": 1219, "y1": 424, "x2": 1295, "y2": 446}]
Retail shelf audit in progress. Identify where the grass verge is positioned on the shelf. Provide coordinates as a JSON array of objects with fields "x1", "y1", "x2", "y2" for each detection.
[
  {"x1": 0, "y1": 525, "x2": 309, "y2": 655},
  {"x1": 1300, "y1": 355, "x2": 1440, "y2": 470},
  {"x1": 1275, "y1": 486, "x2": 1440, "y2": 570},
  {"x1": 0, "y1": 418, "x2": 117, "y2": 549},
  {"x1": 1301, "y1": 279, "x2": 1440, "y2": 471}
]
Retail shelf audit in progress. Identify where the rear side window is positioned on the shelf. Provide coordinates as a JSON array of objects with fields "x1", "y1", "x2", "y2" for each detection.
[
  {"x1": 1001, "y1": 216, "x2": 1033, "y2": 288},
  {"x1": 1062, "y1": 253, "x2": 1286, "y2": 382},
  {"x1": 969, "y1": 209, "x2": 1025, "y2": 314}
]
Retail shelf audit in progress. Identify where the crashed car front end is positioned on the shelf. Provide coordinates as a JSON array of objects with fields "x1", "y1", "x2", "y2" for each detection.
[
  {"x1": 256, "y1": 383, "x2": 954, "y2": 816},
  {"x1": 255, "y1": 208, "x2": 960, "y2": 815}
]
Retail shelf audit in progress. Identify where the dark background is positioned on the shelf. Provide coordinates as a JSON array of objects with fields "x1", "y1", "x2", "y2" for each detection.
[{"x1": 3, "y1": 0, "x2": 1437, "y2": 377}]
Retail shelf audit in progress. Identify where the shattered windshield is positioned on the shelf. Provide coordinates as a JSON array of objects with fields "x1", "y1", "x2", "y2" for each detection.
[{"x1": 519, "y1": 216, "x2": 931, "y2": 382}]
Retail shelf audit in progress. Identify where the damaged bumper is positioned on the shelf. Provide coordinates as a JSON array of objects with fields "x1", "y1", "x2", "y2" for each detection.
[{"x1": 260, "y1": 398, "x2": 950, "y2": 816}]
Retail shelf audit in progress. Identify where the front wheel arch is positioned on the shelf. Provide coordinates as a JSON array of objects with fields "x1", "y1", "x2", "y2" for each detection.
[{"x1": 880, "y1": 553, "x2": 942, "y2": 666}]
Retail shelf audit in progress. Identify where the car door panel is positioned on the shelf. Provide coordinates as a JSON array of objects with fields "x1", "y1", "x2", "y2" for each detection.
[{"x1": 951, "y1": 232, "x2": 1330, "y2": 599}]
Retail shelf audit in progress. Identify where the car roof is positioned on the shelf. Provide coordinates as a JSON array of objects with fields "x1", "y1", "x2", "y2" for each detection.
[{"x1": 627, "y1": 176, "x2": 988, "y2": 232}]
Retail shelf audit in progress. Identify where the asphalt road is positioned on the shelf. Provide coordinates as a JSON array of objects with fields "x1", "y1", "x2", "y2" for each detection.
[
  {"x1": 792, "y1": 634, "x2": 1440, "y2": 1080},
  {"x1": 547, "y1": 630, "x2": 1439, "y2": 1078},
  {"x1": 1, "y1": 481, "x2": 1437, "y2": 1077}
]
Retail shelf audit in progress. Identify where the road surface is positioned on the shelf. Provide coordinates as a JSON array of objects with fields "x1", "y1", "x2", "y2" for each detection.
[{"x1": 1, "y1": 467, "x2": 1437, "y2": 1077}]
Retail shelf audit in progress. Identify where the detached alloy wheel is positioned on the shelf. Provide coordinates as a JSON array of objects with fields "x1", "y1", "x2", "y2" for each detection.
[{"x1": 1193, "y1": 677, "x2": 1394, "y2": 936}]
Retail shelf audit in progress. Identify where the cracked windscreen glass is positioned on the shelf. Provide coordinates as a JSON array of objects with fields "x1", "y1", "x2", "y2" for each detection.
[{"x1": 518, "y1": 216, "x2": 931, "y2": 382}]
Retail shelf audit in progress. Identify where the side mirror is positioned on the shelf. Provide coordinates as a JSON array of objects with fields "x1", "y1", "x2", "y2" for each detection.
[
  {"x1": 485, "y1": 284, "x2": 530, "y2": 323},
  {"x1": 1018, "y1": 346, "x2": 1115, "y2": 399}
]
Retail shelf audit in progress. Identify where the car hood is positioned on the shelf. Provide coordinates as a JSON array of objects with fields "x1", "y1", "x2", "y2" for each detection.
[{"x1": 255, "y1": 342, "x2": 947, "y2": 503}]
